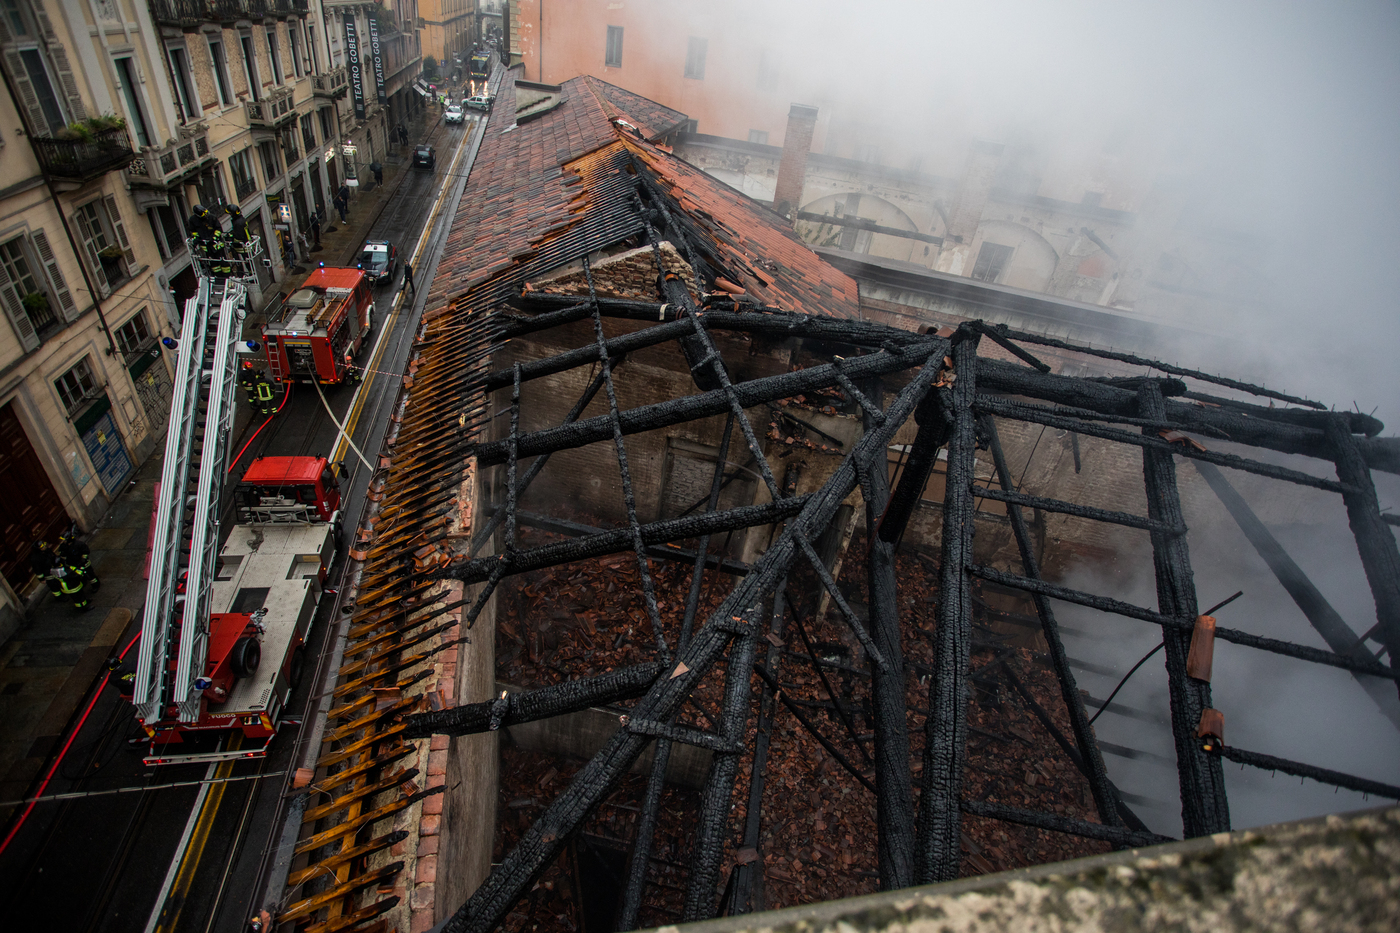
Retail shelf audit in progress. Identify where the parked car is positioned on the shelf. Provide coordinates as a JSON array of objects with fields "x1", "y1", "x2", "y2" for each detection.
[
  {"x1": 413, "y1": 144, "x2": 436, "y2": 170},
  {"x1": 465, "y1": 94, "x2": 494, "y2": 112},
  {"x1": 357, "y1": 239, "x2": 399, "y2": 286},
  {"x1": 444, "y1": 104, "x2": 464, "y2": 125}
]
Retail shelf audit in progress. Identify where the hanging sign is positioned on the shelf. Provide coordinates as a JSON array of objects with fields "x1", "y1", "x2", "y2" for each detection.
[
  {"x1": 345, "y1": 17, "x2": 366, "y2": 121},
  {"x1": 369, "y1": 16, "x2": 387, "y2": 104}
]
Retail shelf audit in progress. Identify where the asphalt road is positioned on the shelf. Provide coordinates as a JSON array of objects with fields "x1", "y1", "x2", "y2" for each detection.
[{"x1": 0, "y1": 107, "x2": 484, "y2": 933}]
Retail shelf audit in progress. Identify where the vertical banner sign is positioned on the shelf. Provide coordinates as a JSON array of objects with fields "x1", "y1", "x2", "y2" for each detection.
[
  {"x1": 345, "y1": 16, "x2": 365, "y2": 120},
  {"x1": 369, "y1": 17, "x2": 387, "y2": 104}
]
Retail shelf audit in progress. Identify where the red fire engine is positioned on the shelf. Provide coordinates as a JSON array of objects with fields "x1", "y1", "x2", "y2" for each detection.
[{"x1": 263, "y1": 266, "x2": 374, "y2": 384}]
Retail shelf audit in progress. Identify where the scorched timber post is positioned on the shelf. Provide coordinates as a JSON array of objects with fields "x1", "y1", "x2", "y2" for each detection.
[
  {"x1": 916, "y1": 330, "x2": 980, "y2": 884},
  {"x1": 1138, "y1": 380, "x2": 1230, "y2": 836}
]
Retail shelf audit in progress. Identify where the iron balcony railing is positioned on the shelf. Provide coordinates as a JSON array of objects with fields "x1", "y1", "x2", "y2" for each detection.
[
  {"x1": 246, "y1": 86, "x2": 296, "y2": 128},
  {"x1": 125, "y1": 126, "x2": 212, "y2": 188},
  {"x1": 311, "y1": 65, "x2": 348, "y2": 99},
  {"x1": 151, "y1": 0, "x2": 308, "y2": 25},
  {"x1": 33, "y1": 126, "x2": 135, "y2": 180}
]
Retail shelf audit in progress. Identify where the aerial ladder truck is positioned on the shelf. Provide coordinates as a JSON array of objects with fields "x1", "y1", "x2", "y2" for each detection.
[{"x1": 130, "y1": 233, "x2": 344, "y2": 765}]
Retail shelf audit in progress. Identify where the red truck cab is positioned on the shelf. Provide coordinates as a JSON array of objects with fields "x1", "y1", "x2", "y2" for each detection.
[{"x1": 233, "y1": 456, "x2": 343, "y2": 524}]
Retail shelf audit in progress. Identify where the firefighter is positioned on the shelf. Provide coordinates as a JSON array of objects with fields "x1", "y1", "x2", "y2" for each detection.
[
  {"x1": 239, "y1": 359, "x2": 258, "y2": 402},
  {"x1": 187, "y1": 203, "x2": 220, "y2": 256},
  {"x1": 225, "y1": 204, "x2": 254, "y2": 272},
  {"x1": 29, "y1": 538, "x2": 64, "y2": 599},
  {"x1": 107, "y1": 656, "x2": 136, "y2": 698},
  {"x1": 59, "y1": 527, "x2": 100, "y2": 598},
  {"x1": 254, "y1": 370, "x2": 277, "y2": 415}
]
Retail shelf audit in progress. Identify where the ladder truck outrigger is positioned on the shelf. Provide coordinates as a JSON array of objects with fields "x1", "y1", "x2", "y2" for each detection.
[{"x1": 131, "y1": 230, "x2": 344, "y2": 766}]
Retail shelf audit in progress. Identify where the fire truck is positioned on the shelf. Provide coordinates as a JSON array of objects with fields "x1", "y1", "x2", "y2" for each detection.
[
  {"x1": 263, "y1": 266, "x2": 374, "y2": 385},
  {"x1": 133, "y1": 237, "x2": 344, "y2": 765}
]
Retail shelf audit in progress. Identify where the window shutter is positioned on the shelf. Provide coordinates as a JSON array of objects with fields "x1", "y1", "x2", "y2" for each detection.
[
  {"x1": 34, "y1": 8, "x2": 85, "y2": 121},
  {"x1": 32, "y1": 230, "x2": 77, "y2": 322},
  {"x1": 0, "y1": 256, "x2": 39, "y2": 352},
  {"x1": 73, "y1": 209, "x2": 108, "y2": 293},
  {"x1": 3, "y1": 49, "x2": 49, "y2": 136},
  {"x1": 103, "y1": 195, "x2": 136, "y2": 271}
]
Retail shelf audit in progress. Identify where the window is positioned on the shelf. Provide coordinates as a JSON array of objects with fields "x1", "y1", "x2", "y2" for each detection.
[
  {"x1": 165, "y1": 46, "x2": 200, "y2": 124},
  {"x1": 605, "y1": 25, "x2": 623, "y2": 67},
  {"x1": 230, "y1": 148, "x2": 258, "y2": 200},
  {"x1": 115, "y1": 310, "x2": 151, "y2": 358},
  {"x1": 258, "y1": 140, "x2": 282, "y2": 182},
  {"x1": 318, "y1": 107, "x2": 332, "y2": 142},
  {"x1": 197, "y1": 165, "x2": 226, "y2": 208},
  {"x1": 75, "y1": 196, "x2": 136, "y2": 293},
  {"x1": 208, "y1": 37, "x2": 234, "y2": 107},
  {"x1": 970, "y1": 242, "x2": 1014, "y2": 283},
  {"x1": 114, "y1": 56, "x2": 153, "y2": 146},
  {"x1": 146, "y1": 200, "x2": 187, "y2": 257},
  {"x1": 280, "y1": 124, "x2": 299, "y2": 162},
  {"x1": 747, "y1": 130, "x2": 769, "y2": 145},
  {"x1": 684, "y1": 37, "x2": 707, "y2": 79},
  {"x1": 266, "y1": 27, "x2": 284, "y2": 84},
  {"x1": 307, "y1": 24, "x2": 319, "y2": 71},
  {"x1": 0, "y1": 237, "x2": 57, "y2": 342},
  {"x1": 55, "y1": 356, "x2": 98, "y2": 415},
  {"x1": 241, "y1": 33, "x2": 260, "y2": 101},
  {"x1": 300, "y1": 113, "x2": 316, "y2": 152},
  {"x1": 18, "y1": 49, "x2": 66, "y2": 134},
  {"x1": 288, "y1": 23, "x2": 303, "y2": 77},
  {"x1": 684, "y1": 119, "x2": 698, "y2": 135},
  {"x1": 1, "y1": 0, "x2": 28, "y2": 37}
]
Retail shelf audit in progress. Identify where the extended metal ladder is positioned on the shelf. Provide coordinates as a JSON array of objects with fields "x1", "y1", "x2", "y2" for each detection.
[{"x1": 133, "y1": 238, "x2": 263, "y2": 725}]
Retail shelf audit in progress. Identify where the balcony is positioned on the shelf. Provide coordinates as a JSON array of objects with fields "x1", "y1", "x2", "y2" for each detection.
[
  {"x1": 246, "y1": 87, "x2": 296, "y2": 129},
  {"x1": 125, "y1": 126, "x2": 214, "y2": 189},
  {"x1": 33, "y1": 126, "x2": 136, "y2": 182},
  {"x1": 151, "y1": 0, "x2": 308, "y2": 26},
  {"x1": 312, "y1": 66, "x2": 348, "y2": 100}
]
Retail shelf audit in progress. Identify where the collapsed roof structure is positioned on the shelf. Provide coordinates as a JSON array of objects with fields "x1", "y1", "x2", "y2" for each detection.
[{"x1": 274, "y1": 69, "x2": 1400, "y2": 933}]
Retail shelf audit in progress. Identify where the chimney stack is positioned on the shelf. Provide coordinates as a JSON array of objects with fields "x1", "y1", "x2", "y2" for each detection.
[{"x1": 772, "y1": 104, "x2": 818, "y2": 222}]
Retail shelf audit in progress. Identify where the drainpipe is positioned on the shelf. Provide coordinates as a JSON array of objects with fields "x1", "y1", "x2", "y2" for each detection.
[{"x1": 0, "y1": 59, "x2": 118, "y2": 357}]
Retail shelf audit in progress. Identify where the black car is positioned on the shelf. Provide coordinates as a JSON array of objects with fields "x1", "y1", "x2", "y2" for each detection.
[
  {"x1": 413, "y1": 144, "x2": 436, "y2": 170},
  {"x1": 357, "y1": 239, "x2": 398, "y2": 286}
]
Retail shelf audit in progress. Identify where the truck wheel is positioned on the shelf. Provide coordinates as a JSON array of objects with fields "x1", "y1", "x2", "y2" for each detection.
[
  {"x1": 289, "y1": 647, "x2": 306, "y2": 690},
  {"x1": 231, "y1": 636, "x2": 262, "y2": 678}
]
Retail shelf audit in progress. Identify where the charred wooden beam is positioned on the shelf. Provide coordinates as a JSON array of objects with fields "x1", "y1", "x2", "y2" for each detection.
[
  {"x1": 481, "y1": 506, "x2": 752, "y2": 576},
  {"x1": 438, "y1": 337, "x2": 945, "y2": 933},
  {"x1": 878, "y1": 385, "x2": 955, "y2": 546},
  {"x1": 977, "y1": 359, "x2": 1400, "y2": 476},
  {"x1": 402, "y1": 663, "x2": 665, "y2": 738},
  {"x1": 975, "y1": 394, "x2": 1350, "y2": 494},
  {"x1": 797, "y1": 535, "x2": 888, "y2": 670},
  {"x1": 1327, "y1": 416, "x2": 1400, "y2": 698},
  {"x1": 1139, "y1": 381, "x2": 1230, "y2": 837},
  {"x1": 754, "y1": 663, "x2": 876, "y2": 794},
  {"x1": 1194, "y1": 460, "x2": 1400, "y2": 729},
  {"x1": 443, "y1": 498, "x2": 808, "y2": 585},
  {"x1": 971, "y1": 485, "x2": 1183, "y2": 536},
  {"x1": 1217, "y1": 744, "x2": 1400, "y2": 799},
  {"x1": 471, "y1": 337, "x2": 949, "y2": 466},
  {"x1": 861, "y1": 379, "x2": 918, "y2": 890},
  {"x1": 992, "y1": 325, "x2": 1327, "y2": 410},
  {"x1": 916, "y1": 333, "x2": 980, "y2": 883},
  {"x1": 973, "y1": 322, "x2": 1051, "y2": 373},
  {"x1": 979, "y1": 415, "x2": 1124, "y2": 832},
  {"x1": 618, "y1": 416, "x2": 739, "y2": 931},
  {"x1": 787, "y1": 589, "x2": 871, "y2": 764},
  {"x1": 959, "y1": 799, "x2": 1172, "y2": 848},
  {"x1": 971, "y1": 564, "x2": 1400, "y2": 681},
  {"x1": 997, "y1": 661, "x2": 1153, "y2": 834}
]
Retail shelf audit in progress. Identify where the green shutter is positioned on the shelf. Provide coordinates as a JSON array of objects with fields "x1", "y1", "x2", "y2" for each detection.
[
  {"x1": 0, "y1": 250, "x2": 39, "y2": 352},
  {"x1": 32, "y1": 230, "x2": 77, "y2": 322}
]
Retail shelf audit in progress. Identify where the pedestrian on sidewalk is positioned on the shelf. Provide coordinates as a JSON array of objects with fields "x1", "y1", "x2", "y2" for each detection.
[
  {"x1": 398, "y1": 123, "x2": 408, "y2": 146},
  {"x1": 403, "y1": 261, "x2": 416, "y2": 297},
  {"x1": 370, "y1": 161, "x2": 383, "y2": 186},
  {"x1": 310, "y1": 210, "x2": 322, "y2": 250},
  {"x1": 334, "y1": 183, "x2": 350, "y2": 223}
]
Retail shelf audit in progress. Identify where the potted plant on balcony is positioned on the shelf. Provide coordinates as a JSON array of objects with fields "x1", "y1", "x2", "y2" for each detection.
[
  {"x1": 21, "y1": 291, "x2": 49, "y2": 320},
  {"x1": 98, "y1": 244, "x2": 126, "y2": 284}
]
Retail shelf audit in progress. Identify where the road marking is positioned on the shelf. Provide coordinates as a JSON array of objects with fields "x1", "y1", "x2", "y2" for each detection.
[
  {"x1": 330, "y1": 114, "x2": 480, "y2": 466},
  {"x1": 143, "y1": 754, "x2": 230, "y2": 933}
]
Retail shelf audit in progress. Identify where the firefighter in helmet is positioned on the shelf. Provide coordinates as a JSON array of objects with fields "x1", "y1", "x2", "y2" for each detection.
[
  {"x1": 107, "y1": 655, "x2": 136, "y2": 698},
  {"x1": 58, "y1": 527, "x2": 99, "y2": 611},
  {"x1": 187, "y1": 203, "x2": 219, "y2": 255},
  {"x1": 225, "y1": 203, "x2": 254, "y2": 272},
  {"x1": 239, "y1": 359, "x2": 259, "y2": 404},
  {"x1": 254, "y1": 370, "x2": 276, "y2": 416},
  {"x1": 29, "y1": 538, "x2": 64, "y2": 599}
]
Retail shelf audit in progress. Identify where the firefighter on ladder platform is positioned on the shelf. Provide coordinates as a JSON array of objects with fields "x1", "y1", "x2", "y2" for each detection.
[{"x1": 225, "y1": 203, "x2": 255, "y2": 272}]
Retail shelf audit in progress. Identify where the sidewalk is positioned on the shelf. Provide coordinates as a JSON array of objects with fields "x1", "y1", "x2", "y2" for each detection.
[{"x1": 0, "y1": 105, "x2": 447, "y2": 824}]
